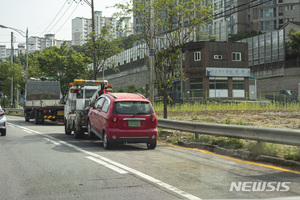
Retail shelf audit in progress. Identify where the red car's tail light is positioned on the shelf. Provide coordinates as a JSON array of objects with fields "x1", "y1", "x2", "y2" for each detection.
[
  {"x1": 150, "y1": 114, "x2": 157, "y2": 127},
  {"x1": 110, "y1": 114, "x2": 119, "y2": 123},
  {"x1": 150, "y1": 114, "x2": 156, "y2": 122}
]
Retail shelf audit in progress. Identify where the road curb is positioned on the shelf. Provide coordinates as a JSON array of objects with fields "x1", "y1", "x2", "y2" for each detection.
[{"x1": 177, "y1": 141, "x2": 300, "y2": 170}]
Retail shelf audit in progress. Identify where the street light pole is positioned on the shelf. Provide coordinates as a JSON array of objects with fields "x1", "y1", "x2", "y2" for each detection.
[
  {"x1": 10, "y1": 32, "x2": 14, "y2": 108},
  {"x1": 26, "y1": 28, "x2": 29, "y2": 80}
]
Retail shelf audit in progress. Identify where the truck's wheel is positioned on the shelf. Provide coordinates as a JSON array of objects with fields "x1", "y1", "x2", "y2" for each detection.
[
  {"x1": 34, "y1": 112, "x2": 39, "y2": 125},
  {"x1": 74, "y1": 128, "x2": 83, "y2": 139},
  {"x1": 64, "y1": 119, "x2": 71, "y2": 135},
  {"x1": 25, "y1": 112, "x2": 30, "y2": 122},
  {"x1": 34, "y1": 110, "x2": 44, "y2": 124}
]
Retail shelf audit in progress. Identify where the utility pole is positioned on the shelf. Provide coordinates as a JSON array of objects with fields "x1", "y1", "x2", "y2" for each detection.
[
  {"x1": 10, "y1": 32, "x2": 14, "y2": 108},
  {"x1": 149, "y1": 0, "x2": 155, "y2": 104},
  {"x1": 91, "y1": 0, "x2": 97, "y2": 80},
  {"x1": 26, "y1": 28, "x2": 29, "y2": 80}
]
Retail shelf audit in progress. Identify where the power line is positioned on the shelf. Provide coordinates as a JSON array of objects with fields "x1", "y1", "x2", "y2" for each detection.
[
  {"x1": 211, "y1": 0, "x2": 273, "y2": 21},
  {"x1": 47, "y1": 0, "x2": 74, "y2": 34},
  {"x1": 55, "y1": 3, "x2": 80, "y2": 34},
  {"x1": 212, "y1": 0, "x2": 259, "y2": 19},
  {"x1": 39, "y1": 1, "x2": 68, "y2": 37}
]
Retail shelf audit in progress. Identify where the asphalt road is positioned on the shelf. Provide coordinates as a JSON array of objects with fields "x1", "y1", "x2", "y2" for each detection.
[{"x1": 1, "y1": 115, "x2": 299, "y2": 200}]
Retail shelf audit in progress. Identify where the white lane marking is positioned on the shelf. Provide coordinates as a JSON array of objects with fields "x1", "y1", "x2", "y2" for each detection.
[
  {"x1": 43, "y1": 137, "x2": 61, "y2": 146},
  {"x1": 22, "y1": 130, "x2": 32, "y2": 133},
  {"x1": 8, "y1": 123, "x2": 202, "y2": 200},
  {"x1": 86, "y1": 156, "x2": 128, "y2": 174}
]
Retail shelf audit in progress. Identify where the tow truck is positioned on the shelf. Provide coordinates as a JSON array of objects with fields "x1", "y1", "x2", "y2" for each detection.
[{"x1": 62, "y1": 79, "x2": 112, "y2": 138}]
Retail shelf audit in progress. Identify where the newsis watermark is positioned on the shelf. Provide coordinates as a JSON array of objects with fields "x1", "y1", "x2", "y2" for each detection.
[{"x1": 229, "y1": 182, "x2": 291, "y2": 192}]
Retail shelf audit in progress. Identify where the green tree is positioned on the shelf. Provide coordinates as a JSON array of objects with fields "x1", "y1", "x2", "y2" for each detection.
[
  {"x1": 86, "y1": 25, "x2": 124, "y2": 80},
  {"x1": 118, "y1": 34, "x2": 138, "y2": 50},
  {"x1": 0, "y1": 62, "x2": 12, "y2": 102},
  {"x1": 37, "y1": 42, "x2": 91, "y2": 96},
  {"x1": 228, "y1": 30, "x2": 263, "y2": 42},
  {"x1": 114, "y1": 0, "x2": 213, "y2": 118},
  {"x1": 286, "y1": 28, "x2": 300, "y2": 58},
  {"x1": 28, "y1": 52, "x2": 44, "y2": 78}
]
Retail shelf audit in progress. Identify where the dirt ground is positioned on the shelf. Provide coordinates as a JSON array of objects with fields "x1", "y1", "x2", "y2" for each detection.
[{"x1": 156, "y1": 110, "x2": 300, "y2": 130}]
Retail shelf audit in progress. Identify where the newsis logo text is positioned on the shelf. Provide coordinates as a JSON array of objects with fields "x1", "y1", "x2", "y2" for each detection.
[{"x1": 230, "y1": 182, "x2": 291, "y2": 192}]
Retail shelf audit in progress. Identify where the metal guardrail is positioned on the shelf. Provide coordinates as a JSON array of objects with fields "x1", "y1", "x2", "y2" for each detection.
[
  {"x1": 158, "y1": 118, "x2": 300, "y2": 146},
  {"x1": 4, "y1": 108, "x2": 23, "y2": 113}
]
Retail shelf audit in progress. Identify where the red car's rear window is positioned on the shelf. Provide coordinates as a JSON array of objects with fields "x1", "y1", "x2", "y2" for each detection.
[{"x1": 113, "y1": 101, "x2": 154, "y2": 115}]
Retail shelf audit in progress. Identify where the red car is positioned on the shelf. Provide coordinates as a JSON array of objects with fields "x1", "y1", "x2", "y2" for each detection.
[{"x1": 87, "y1": 93, "x2": 158, "y2": 149}]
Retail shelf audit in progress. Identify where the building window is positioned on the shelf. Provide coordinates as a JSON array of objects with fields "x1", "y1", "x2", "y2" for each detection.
[
  {"x1": 278, "y1": 0, "x2": 283, "y2": 3},
  {"x1": 232, "y1": 52, "x2": 241, "y2": 61},
  {"x1": 214, "y1": 55, "x2": 222, "y2": 59},
  {"x1": 232, "y1": 78, "x2": 245, "y2": 98},
  {"x1": 189, "y1": 77, "x2": 203, "y2": 98},
  {"x1": 260, "y1": 20, "x2": 276, "y2": 30},
  {"x1": 260, "y1": 8, "x2": 275, "y2": 18},
  {"x1": 209, "y1": 77, "x2": 228, "y2": 98},
  {"x1": 278, "y1": 6, "x2": 284, "y2": 16},
  {"x1": 194, "y1": 52, "x2": 201, "y2": 61}
]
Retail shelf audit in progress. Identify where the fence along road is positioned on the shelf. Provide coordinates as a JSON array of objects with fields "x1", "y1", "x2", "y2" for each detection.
[
  {"x1": 5, "y1": 108, "x2": 300, "y2": 146},
  {"x1": 158, "y1": 118, "x2": 300, "y2": 146}
]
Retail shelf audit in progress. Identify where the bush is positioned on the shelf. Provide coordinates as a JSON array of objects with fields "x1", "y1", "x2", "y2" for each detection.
[
  {"x1": 284, "y1": 147, "x2": 300, "y2": 161},
  {"x1": 247, "y1": 141, "x2": 278, "y2": 158}
]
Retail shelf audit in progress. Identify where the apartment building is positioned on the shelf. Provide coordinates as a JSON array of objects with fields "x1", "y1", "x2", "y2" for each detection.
[
  {"x1": 0, "y1": 45, "x2": 6, "y2": 61},
  {"x1": 210, "y1": 0, "x2": 300, "y2": 40},
  {"x1": 72, "y1": 17, "x2": 92, "y2": 46},
  {"x1": 250, "y1": 0, "x2": 300, "y2": 31},
  {"x1": 132, "y1": 0, "x2": 300, "y2": 42},
  {"x1": 72, "y1": 11, "x2": 133, "y2": 46}
]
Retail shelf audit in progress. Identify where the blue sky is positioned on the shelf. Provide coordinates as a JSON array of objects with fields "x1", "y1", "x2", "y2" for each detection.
[{"x1": 0, "y1": 0, "x2": 121, "y2": 48}]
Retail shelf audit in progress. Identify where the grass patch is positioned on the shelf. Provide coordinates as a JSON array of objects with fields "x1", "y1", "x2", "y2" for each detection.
[
  {"x1": 6, "y1": 112, "x2": 23, "y2": 116},
  {"x1": 211, "y1": 137, "x2": 245, "y2": 149},
  {"x1": 154, "y1": 101, "x2": 299, "y2": 112}
]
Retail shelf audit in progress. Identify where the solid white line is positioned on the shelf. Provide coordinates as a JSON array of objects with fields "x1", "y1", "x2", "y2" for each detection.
[
  {"x1": 22, "y1": 130, "x2": 32, "y2": 133},
  {"x1": 8, "y1": 123, "x2": 202, "y2": 200},
  {"x1": 86, "y1": 156, "x2": 128, "y2": 174},
  {"x1": 43, "y1": 138, "x2": 61, "y2": 146}
]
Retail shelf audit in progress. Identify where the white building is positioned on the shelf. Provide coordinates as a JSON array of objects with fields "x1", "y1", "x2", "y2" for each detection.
[
  {"x1": 72, "y1": 11, "x2": 133, "y2": 45},
  {"x1": 0, "y1": 45, "x2": 6, "y2": 61},
  {"x1": 28, "y1": 36, "x2": 41, "y2": 53},
  {"x1": 72, "y1": 17, "x2": 92, "y2": 46},
  {"x1": 117, "y1": 17, "x2": 133, "y2": 38},
  {"x1": 28, "y1": 34, "x2": 64, "y2": 53}
]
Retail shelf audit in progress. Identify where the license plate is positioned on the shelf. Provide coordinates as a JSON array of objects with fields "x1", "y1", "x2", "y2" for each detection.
[
  {"x1": 128, "y1": 120, "x2": 141, "y2": 127},
  {"x1": 57, "y1": 111, "x2": 64, "y2": 115}
]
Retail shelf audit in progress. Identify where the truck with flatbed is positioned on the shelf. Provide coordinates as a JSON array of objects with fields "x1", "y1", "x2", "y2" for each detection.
[
  {"x1": 62, "y1": 79, "x2": 112, "y2": 138},
  {"x1": 24, "y1": 78, "x2": 64, "y2": 124}
]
